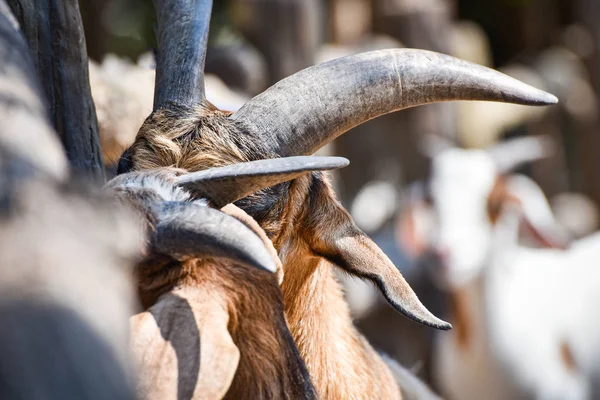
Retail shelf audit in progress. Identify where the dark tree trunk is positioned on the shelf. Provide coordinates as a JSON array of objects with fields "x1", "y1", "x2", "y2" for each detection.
[{"x1": 7, "y1": 0, "x2": 105, "y2": 180}]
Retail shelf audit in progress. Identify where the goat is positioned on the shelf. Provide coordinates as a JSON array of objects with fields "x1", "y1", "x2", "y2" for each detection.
[
  {"x1": 399, "y1": 136, "x2": 600, "y2": 399},
  {"x1": 117, "y1": 0, "x2": 559, "y2": 397},
  {"x1": 108, "y1": 157, "x2": 351, "y2": 399},
  {"x1": 0, "y1": 3, "x2": 143, "y2": 398},
  {"x1": 2, "y1": 4, "x2": 333, "y2": 397}
]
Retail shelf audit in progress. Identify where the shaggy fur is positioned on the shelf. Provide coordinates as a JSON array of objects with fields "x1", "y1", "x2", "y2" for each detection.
[
  {"x1": 122, "y1": 101, "x2": 416, "y2": 399},
  {"x1": 132, "y1": 256, "x2": 316, "y2": 400},
  {"x1": 128, "y1": 198, "x2": 316, "y2": 400}
]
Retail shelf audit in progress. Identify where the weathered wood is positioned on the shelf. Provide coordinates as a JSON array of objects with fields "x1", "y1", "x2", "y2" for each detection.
[
  {"x1": 7, "y1": 0, "x2": 104, "y2": 179},
  {"x1": 574, "y1": 0, "x2": 600, "y2": 208},
  {"x1": 326, "y1": 0, "x2": 371, "y2": 44},
  {"x1": 205, "y1": 43, "x2": 268, "y2": 95}
]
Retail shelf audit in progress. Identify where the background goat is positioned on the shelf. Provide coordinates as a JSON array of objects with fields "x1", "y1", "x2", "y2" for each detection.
[
  {"x1": 399, "y1": 136, "x2": 600, "y2": 399},
  {"x1": 108, "y1": 158, "x2": 349, "y2": 399}
]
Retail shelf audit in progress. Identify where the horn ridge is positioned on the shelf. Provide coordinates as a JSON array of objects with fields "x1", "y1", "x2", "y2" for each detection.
[
  {"x1": 152, "y1": 201, "x2": 277, "y2": 273},
  {"x1": 177, "y1": 156, "x2": 349, "y2": 207},
  {"x1": 231, "y1": 48, "x2": 558, "y2": 157}
]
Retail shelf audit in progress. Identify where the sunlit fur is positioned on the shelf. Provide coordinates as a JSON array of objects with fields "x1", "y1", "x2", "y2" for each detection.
[
  {"x1": 132, "y1": 256, "x2": 315, "y2": 399},
  {"x1": 128, "y1": 201, "x2": 315, "y2": 400},
  {"x1": 123, "y1": 102, "x2": 409, "y2": 399}
]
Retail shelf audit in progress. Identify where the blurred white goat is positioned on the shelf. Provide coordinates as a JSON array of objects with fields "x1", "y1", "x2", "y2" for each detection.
[{"x1": 399, "y1": 135, "x2": 600, "y2": 400}]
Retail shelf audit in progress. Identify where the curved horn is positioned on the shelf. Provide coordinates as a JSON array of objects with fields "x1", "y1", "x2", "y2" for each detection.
[
  {"x1": 487, "y1": 135, "x2": 555, "y2": 173},
  {"x1": 0, "y1": 1, "x2": 67, "y2": 179},
  {"x1": 152, "y1": 202, "x2": 277, "y2": 273},
  {"x1": 152, "y1": 0, "x2": 212, "y2": 110},
  {"x1": 177, "y1": 156, "x2": 349, "y2": 207},
  {"x1": 230, "y1": 49, "x2": 558, "y2": 156}
]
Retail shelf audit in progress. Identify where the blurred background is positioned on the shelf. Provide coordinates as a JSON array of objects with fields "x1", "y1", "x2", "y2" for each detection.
[{"x1": 81, "y1": 0, "x2": 600, "y2": 397}]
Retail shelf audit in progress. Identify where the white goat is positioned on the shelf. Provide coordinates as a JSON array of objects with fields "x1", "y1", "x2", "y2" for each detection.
[{"x1": 399, "y1": 136, "x2": 600, "y2": 400}]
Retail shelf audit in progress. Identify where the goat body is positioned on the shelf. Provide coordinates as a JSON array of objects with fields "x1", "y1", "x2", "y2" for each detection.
[
  {"x1": 434, "y1": 223, "x2": 600, "y2": 400},
  {"x1": 126, "y1": 106, "x2": 407, "y2": 398},
  {"x1": 131, "y1": 257, "x2": 315, "y2": 400},
  {"x1": 403, "y1": 144, "x2": 600, "y2": 400}
]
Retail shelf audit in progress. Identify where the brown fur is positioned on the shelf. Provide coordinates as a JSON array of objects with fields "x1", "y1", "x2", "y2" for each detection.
[
  {"x1": 448, "y1": 289, "x2": 471, "y2": 350},
  {"x1": 275, "y1": 175, "x2": 402, "y2": 399},
  {"x1": 486, "y1": 177, "x2": 520, "y2": 225},
  {"x1": 559, "y1": 341, "x2": 578, "y2": 374},
  {"x1": 131, "y1": 217, "x2": 315, "y2": 399},
  {"x1": 128, "y1": 103, "x2": 286, "y2": 237},
  {"x1": 123, "y1": 102, "x2": 421, "y2": 399}
]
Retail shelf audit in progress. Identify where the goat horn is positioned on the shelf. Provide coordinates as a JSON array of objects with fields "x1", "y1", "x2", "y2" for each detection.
[
  {"x1": 177, "y1": 156, "x2": 349, "y2": 207},
  {"x1": 487, "y1": 135, "x2": 555, "y2": 173},
  {"x1": 231, "y1": 49, "x2": 558, "y2": 156},
  {"x1": 152, "y1": 0, "x2": 212, "y2": 110},
  {"x1": 152, "y1": 202, "x2": 277, "y2": 273},
  {"x1": 0, "y1": 1, "x2": 67, "y2": 179}
]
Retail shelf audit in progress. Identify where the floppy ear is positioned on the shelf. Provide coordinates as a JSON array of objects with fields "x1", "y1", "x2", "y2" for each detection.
[
  {"x1": 130, "y1": 286, "x2": 239, "y2": 400},
  {"x1": 491, "y1": 174, "x2": 571, "y2": 249},
  {"x1": 302, "y1": 177, "x2": 451, "y2": 330},
  {"x1": 396, "y1": 182, "x2": 436, "y2": 260}
]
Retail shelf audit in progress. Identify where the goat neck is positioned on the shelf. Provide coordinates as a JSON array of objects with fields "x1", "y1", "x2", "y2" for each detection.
[
  {"x1": 270, "y1": 173, "x2": 411, "y2": 399},
  {"x1": 132, "y1": 255, "x2": 316, "y2": 400}
]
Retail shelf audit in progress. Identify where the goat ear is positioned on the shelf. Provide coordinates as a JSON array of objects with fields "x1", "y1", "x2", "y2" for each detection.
[
  {"x1": 304, "y1": 178, "x2": 451, "y2": 330},
  {"x1": 500, "y1": 174, "x2": 572, "y2": 249},
  {"x1": 396, "y1": 182, "x2": 435, "y2": 259},
  {"x1": 130, "y1": 288, "x2": 239, "y2": 400}
]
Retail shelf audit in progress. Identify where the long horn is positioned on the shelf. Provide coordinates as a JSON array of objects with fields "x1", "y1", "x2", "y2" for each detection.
[
  {"x1": 152, "y1": 0, "x2": 212, "y2": 110},
  {"x1": 152, "y1": 202, "x2": 277, "y2": 273},
  {"x1": 487, "y1": 135, "x2": 555, "y2": 173},
  {"x1": 230, "y1": 49, "x2": 558, "y2": 156},
  {"x1": 0, "y1": 0, "x2": 67, "y2": 179},
  {"x1": 177, "y1": 156, "x2": 349, "y2": 207}
]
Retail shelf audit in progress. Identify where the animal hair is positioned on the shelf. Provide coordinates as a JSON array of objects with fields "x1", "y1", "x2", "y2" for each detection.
[
  {"x1": 127, "y1": 103, "x2": 292, "y2": 238},
  {"x1": 132, "y1": 228, "x2": 316, "y2": 399},
  {"x1": 122, "y1": 103, "x2": 414, "y2": 398}
]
